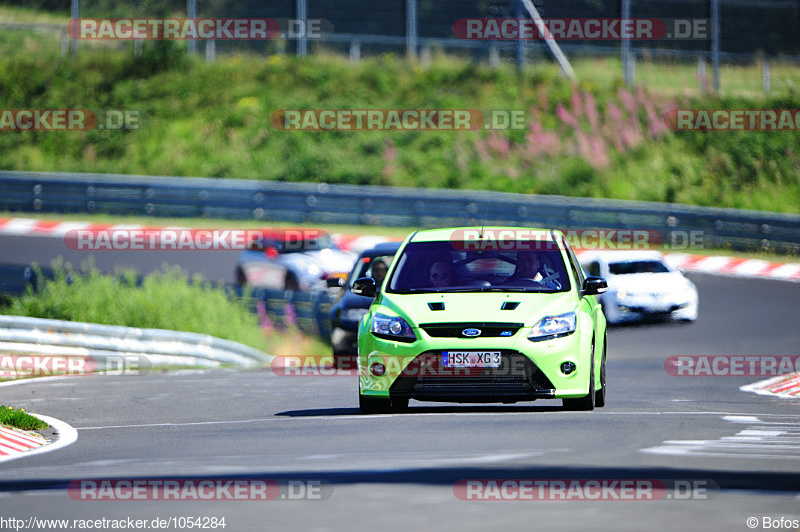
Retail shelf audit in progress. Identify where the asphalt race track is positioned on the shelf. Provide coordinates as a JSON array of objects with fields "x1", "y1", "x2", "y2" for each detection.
[{"x1": 1, "y1": 234, "x2": 799, "y2": 531}]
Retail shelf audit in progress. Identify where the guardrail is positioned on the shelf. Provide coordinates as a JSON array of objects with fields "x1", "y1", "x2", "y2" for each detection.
[
  {"x1": 1, "y1": 170, "x2": 799, "y2": 254},
  {"x1": 0, "y1": 265, "x2": 334, "y2": 361},
  {"x1": 249, "y1": 287, "x2": 334, "y2": 340},
  {"x1": 0, "y1": 315, "x2": 271, "y2": 377}
]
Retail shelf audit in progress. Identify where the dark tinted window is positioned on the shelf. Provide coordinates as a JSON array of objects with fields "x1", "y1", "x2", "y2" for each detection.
[
  {"x1": 386, "y1": 241, "x2": 569, "y2": 293},
  {"x1": 609, "y1": 260, "x2": 670, "y2": 275}
]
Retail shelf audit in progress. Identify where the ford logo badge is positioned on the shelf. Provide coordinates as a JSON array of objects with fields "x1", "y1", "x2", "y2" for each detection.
[{"x1": 462, "y1": 328, "x2": 482, "y2": 337}]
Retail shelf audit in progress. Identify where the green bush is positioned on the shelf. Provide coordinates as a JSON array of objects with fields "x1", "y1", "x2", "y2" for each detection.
[{"x1": 5, "y1": 261, "x2": 270, "y2": 352}]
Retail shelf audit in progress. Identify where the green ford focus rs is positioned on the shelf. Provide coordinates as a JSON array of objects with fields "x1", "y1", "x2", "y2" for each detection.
[{"x1": 354, "y1": 227, "x2": 609, "y2": 414}]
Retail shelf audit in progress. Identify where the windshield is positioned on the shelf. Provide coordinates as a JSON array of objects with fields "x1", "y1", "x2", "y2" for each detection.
[
  {"x1": 249, "y1": 231, "x2": 334, "y2": 253},
  {"x1": 608, "y1": 260, "x2": 671, "y2": 275},
  {"x1": 349, "y1": 254, "x2": 395, "y2": 289},
  {"x1": 386, "y1": 241, "x2": 570, "y2": 293}
]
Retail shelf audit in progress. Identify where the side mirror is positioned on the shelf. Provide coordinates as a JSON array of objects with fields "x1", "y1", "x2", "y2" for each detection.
[
  {"x1": 326, "y1": 277, "x2": 345, "y2": 288},
  {"x1": 582, "y1": 276, "x2": 608, "y2": 296},
  {"x1": 352, "y1": 277, "x2": 377, "y2": 298}
]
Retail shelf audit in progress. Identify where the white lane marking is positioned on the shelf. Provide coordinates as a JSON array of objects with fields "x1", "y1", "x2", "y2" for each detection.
[
  {"x1": 0, "y1": 218, "x2": 39, "y2": 234},
  {"x1": 692, "y1": 256, "x2": 734, "y2": 272},
  {"x1": 769, "y1": 263, "x2": 800, "y2": 279},
  {"x1": 723, "y1": 415, "x2": 762, "y2": 423},
  {"x1": 642, "y1": 415, "x2": 800, "y2": 460},
  {"x1": 733, "y1": 259, "x2": 771, "y2": 275},
  {"x1": 49, "y1": 221, "x2": 92, "y2": 235},
  {"x1": 0, "y1": 438, "x2": 33, "y2": 452},
  {"x1": 741, "y1": 373, "x2": 800, "y2": 399},
  {"x1": 0, "y1": 413, "x2": 78, "y2": 463},
  {"x1": 0, "y1": 375, "x2": 80, "y2": 387},
  {"x1": 75, "y1": 411, "x2": 795, "y2": 431}
]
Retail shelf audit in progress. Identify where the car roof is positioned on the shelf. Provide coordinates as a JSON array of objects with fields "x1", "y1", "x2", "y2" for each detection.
[
  {"x1": 359, "y1": 241, "x2": 402, "y2": 257},
  {"x1": 579, "y1": 250, "x2": 665, "y2": 263},
  {"x1": 408, "y1": 226, "x2": 558, "y2": 243}
]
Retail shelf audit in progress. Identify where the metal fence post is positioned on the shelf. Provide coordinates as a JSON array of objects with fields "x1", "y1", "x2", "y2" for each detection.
[
  {"x1": 187, "y1": 0, "x2": 197, "y2": 55},
  {"x1": 349, "y1": 39, "x2": 361, "y2": 63},
  {"x1": 515, "y1": 1, "x2": 525, "y2": 69},
  {"x1": 70, "y1": 0, "x2": 79, "y2": 60},
  {"x1": 296, "y1": 0, "x2": 308, "y2": 56},
  {"x1": 762, "y1": 60, "x2": 771, "y2": 94},
  {"x1": 406, "y1": 0, "x2": 418, "y2": 58},
  {"x1": 698, "y1": 57, "x2": 707, "y2": 93},
  {"x1": 205, "y1": 39, "x2": 216, "y2": 62},
  {"x1": 710, "y1": 0, "x2": 721, "y2": 92},
  {"x1": 621, "y1": 0, "x2": 634, "y2": 87}
]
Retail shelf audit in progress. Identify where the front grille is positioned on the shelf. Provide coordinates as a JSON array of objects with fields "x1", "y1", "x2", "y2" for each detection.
[
  {"x1": 419, "y1": 322, "x2": 524, "y2": 338},
  {"x1": 390, "y1": 351, "x2": 555, "y2": 402}
]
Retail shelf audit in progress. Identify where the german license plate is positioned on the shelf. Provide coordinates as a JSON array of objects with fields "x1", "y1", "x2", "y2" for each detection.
[{"x1": 442, "y1": 351, "x2": 501, "y2": 368}]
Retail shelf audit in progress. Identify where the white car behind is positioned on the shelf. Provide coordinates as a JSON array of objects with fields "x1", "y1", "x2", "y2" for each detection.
[{"x1": 580, "y1": 250, "x2": 698, "y2": 324}]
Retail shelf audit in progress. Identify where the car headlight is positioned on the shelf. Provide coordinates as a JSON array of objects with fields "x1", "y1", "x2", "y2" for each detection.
[
  {"x1": 343, "y1": 308, "x2": 369, "y2": 321},
  {"x1": 616, "y1": 288, "x2": 628, "y2": 299},
  {"x1": 370, "y1": 313, "x2": 416, "y2": 342},
  {"x1": 528, "y1": 312, "x2": 577, "y2": 342}
]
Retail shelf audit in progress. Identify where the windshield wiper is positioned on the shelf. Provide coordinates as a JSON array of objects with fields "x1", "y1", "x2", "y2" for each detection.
[
  {"x1": 390, "y1": 288, "x2": 441, "y2": 294},
  {"x1": 482, "y1": 287, "x2": 548, "y2": 292}
]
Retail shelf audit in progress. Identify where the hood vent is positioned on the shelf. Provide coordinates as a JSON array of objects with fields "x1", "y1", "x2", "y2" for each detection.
[
  {"x1": 428, "y1": 302, "x2": 445, "y2": 311},
  {"x1": 501, "y1": 301, "x2": 520, "y2": 310}
]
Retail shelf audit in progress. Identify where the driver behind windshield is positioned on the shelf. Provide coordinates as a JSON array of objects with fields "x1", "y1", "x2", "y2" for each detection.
[
  {"x1": 371, "y1": 259, "x2": 388, "y2": 289},
  {"x1": 505, "y1": 251, "x2": 542, "y2": 282},
  {"x1": 503, "y1": 251, "x2": 560, "y2": 289}
]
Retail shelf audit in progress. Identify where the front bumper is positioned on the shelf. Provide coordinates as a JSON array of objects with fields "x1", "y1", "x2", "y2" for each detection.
[
  {"x1": 358, "y1": 328, "x2": 592, "y2": 402},
  {"x1": 612, "y1": 293, "x2": 696, "y2": 321}
]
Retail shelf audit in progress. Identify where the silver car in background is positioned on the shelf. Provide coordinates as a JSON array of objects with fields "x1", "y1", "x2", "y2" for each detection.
[
  {"x1": 236, "y1": 228, "x2": 355, "y2": 291},
  {"x1": 580, "y1": 250, "x2": 698, "y2": 324}
]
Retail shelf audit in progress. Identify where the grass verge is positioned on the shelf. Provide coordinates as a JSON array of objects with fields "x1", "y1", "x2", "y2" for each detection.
[
  {"x1": 2, "y1": 260, "x2": 331, "y2": 360},
  {"x1": 0, "y1": 14, "x2": 798, "y2": 213},
  {"x1": 0, "y1": 405, "x2": 48, "y2": 431}
]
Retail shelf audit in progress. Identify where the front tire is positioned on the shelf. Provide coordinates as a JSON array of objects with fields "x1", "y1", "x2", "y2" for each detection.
[
  {"x1": 595, "y1": 336, "x2": 607, "y2": 408},
  {"x1": 235, "y1": 266, "x2": 247, "y2": 287},
  {"x1": 284, "y1": 273, "x2": 299, "y2": 291},
  {"x1": 359, "y1": 395, "x2": 408, "y2": 414}
]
